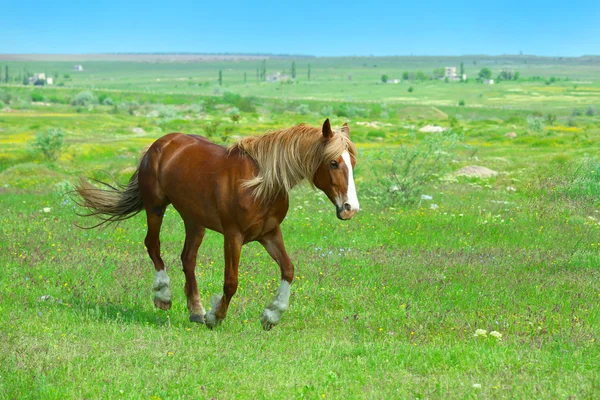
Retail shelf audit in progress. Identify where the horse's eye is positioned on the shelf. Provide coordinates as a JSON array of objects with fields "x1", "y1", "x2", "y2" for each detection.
[{"x1": 330, "y1": 160, "x2": 339, "y2": 168}]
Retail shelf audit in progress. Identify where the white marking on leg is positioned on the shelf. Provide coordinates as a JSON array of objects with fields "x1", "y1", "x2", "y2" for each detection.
[
  {"x1": 153, "y1": 269, "x2": 172, "y2": 302},
  {"x1": 205, "y1": 294, "x2": 222, "y2": 328},
  {"x1": 261, "y1": 280, "x2": 291, "y2": 326},
  {"x1": 342, "y1": 151, "x2": 359, "y2": 211}
]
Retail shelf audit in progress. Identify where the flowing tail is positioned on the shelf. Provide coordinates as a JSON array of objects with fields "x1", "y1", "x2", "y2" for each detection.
[{"x1": 74, "y1": 169, "x2": 144, "y2": 228}]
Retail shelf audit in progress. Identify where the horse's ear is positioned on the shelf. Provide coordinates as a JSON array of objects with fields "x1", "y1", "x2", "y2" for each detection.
[
  {"x1": 322, "y1": 118, "x2": 333, "y2": 139},
  {"x1": 341, "y1": 122, "x2": 350, "y2": 137}
]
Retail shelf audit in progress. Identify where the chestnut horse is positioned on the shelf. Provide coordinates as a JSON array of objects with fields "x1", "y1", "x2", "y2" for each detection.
[{"x1": 75, "y1": 119, "x2": 359, "y2": 330}]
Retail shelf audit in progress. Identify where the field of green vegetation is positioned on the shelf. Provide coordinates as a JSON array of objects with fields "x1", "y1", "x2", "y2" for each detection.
[{"x1": 1, "y1": 55, "x2": 599, "y2": 398}]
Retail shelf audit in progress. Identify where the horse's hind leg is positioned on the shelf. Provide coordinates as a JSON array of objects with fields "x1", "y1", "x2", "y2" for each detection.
[
  {"x1": 205, "y1": 233, "x2": 242, "y2": 329},
  {"x1": 145, "y1": 207, "x2": 171, "y2": 310},
  {"x1": 181, "y1": 221, "x2": 207, "y2": 323}
]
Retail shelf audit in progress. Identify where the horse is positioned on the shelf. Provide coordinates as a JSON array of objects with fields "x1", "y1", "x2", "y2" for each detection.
[{"x1": 74, "y1": 118, "x2": 359, "y2": 330}]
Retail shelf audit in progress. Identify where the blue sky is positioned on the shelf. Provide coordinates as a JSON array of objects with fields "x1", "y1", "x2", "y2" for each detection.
[{"x1": 2, "y1": 1, "x2": 599, "y2": 56}]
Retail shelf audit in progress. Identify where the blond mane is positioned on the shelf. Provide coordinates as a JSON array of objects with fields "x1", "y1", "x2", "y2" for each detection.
[{"x1": 230, "y1": 123, "x2": 356, "y2": 202}]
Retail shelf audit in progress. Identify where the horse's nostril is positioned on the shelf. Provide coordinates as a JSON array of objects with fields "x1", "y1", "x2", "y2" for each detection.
[{"x1": 344, "y1": 203, "x2": 352, "y2": 212}]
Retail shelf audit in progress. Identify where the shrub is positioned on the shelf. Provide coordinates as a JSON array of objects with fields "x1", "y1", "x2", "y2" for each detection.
[
  {"x1": 0, "y1": 90, "x2": 13, "y2": 104},
  {"x1": 102, "y1": 97, "x2": 114, "y2": 106},
  {"x1": 202, "y1": 120, "x2": 221, "y2": 139},
  {"x1": 527, "y1": 117, "x2": 544, "y2": 133},
  {"x1": 71, "y1": 91, "x2": 96, "y2": 106},
  {"x1": 366, "y1": 130, "x2": 464, "y2": 206},
  {"x1": 320, "y1": 105, "x2": 333, "y2": 116},
  {"x1": 572, "y1": 109, "x2": 582, "y2": 117},
  {"x1": 32, "y1": 128, "x2": 66, "y2": 161},
  {"x1": 335, "y1": 103, "x2": 366, "y2": 118},
  {"x1": 586, "y1": 106, "x2": 595, "y2": 116},
  {"x1": 381, "y1": 74, "x2": 388, "y2": 83},
  {"x1": 228, "y1": 107, "x2": 241, "y2": 122},
  {"x1": 296, "y1": 104, "x2": 311, "y2": 115},
  {"x1": 545, "y1": 113, "x2": 557, "y2": 125},
  {"x1": 458, "y1": 99, "x2": 465, "y2": 106},
  {"x1": 408, "y1": 86, "x2": 414, "y2": 93},
  {"x1": 223, "y1": 92, "x2": 256, "y2": 112},
  {"x1": 31, "y1": 91, "x2": 45, "y2": 102}
]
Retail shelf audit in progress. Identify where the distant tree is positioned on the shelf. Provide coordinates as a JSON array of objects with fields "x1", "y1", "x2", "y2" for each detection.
[
  {"x1": 262, "y1": 60, "x2": 266, "y2": 81},
  {"x1": 23, "y1": 75, "x2": 29, "y2": 85},
  {"x1": 256, "y1": 67, "x2": 259, "y2": 82},
  {"x1": 432, "y1": 68, "x2": 445, "y2": 79},
  {"x1": 408, "y1": 86, "x2": 414, "y2": 93},
  {"x1": 218, "y1": 70, "x2": 222, "y2": 86},
  {"x1": 402, "y1": 71, "x2": 409, "y2": 80},
  {"x1": 513, "y1": 71, "x2": 520, "y2": 81},
  {"x1": 308, "y1": 63, "x2": 311, "y2": 81},
  {"x1": 478, "y1": 67, "x2": 492, "y2": 80},
  {"x1": 381, "y1": 74, "x2": 388, "y2": 83},
  {"x1": 460, "y1": 62, "x2": 464, "y2": 77},
  {"x1": 244, "y1": 72, "x2": 247, "y2": 83},
  {"x1": 415, "y1": 71, "x2": 427, "y2": 81},
  {"x1": 291, "y1": 61, "x2": 296, "y2": 79}
]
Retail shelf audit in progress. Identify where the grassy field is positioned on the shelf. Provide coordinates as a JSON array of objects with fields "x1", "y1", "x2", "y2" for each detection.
[{"x1": 1, "y1": 55, "x2": 599, "y2": 399}]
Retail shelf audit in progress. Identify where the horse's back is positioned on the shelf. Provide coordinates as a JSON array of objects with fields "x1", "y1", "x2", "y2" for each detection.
[{"x1": 139, "y1": 133, "x2": 259, "y2": 233}]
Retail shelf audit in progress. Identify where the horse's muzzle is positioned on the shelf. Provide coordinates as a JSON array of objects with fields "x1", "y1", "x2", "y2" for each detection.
[{"x1": 336, "y1": 203, "x2": 358, "y2": 220}]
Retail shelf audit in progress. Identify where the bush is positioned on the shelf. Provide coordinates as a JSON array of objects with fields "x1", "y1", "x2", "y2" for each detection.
[
  {"x1": 408, "y1": 86, "x2": 414, "y2": 93},
  {"x1": 335, "y1": 103, "x2": 366, "y2": 118},
  {"x1": 32, "y1": 128, "x2": 66, "y2": 161},
  {"x1": 366, "y1": 130, "x2": 464, "y2": 206},
  {"x1": 0, "y1": 90, "x2": 13, "y2": 104},
  {"x1": 222, "y1": 92, "x2": 256, "y2": 112},
  {"x1": 31, "y1": 91, "x2": 45, "y2": 102},
  {"x1": 202, "y1": 120, "x2": 221, "y2": 139},
  {"x1": 71, "y1": 91, "x2": 96, "y2": 106},
  {"x1": 320, "y1": 105, "x2": 333, "y2": 117},
  {"x1": 102, "y1": 97, "x2": 114, "y2": 106},
  {"x1": 381, "y1": 74, "x2": 388, "y2": 83},
  {"x1": 586, "y1": 106, "x2": 595, "y2": 116},
  {"x1": 296, "y1": 104, "x2": 311, "y2": 115},
  {"x1": 527, "y1": 117, "x2": 544, "y2": 133},
  {"x1": 458, "y1": 99, "x2": 465, "y2": 106},
  {"x1": 545, "y1": 113, "x2": 557, "y2": 125},
  {"x1": 228, "y1": 107, "x2": 241, "y2": 122}
]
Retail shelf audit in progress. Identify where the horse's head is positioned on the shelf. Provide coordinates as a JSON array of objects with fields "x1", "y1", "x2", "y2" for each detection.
[{"x1": 313, "y1": 119, "x2": 360, "y2": 220}]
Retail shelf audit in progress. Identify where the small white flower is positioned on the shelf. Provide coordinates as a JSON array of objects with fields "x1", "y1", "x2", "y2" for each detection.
[
  {"x1": 489, "y1": 331, "x2": 503, "y2": 340},
  {"x1": 42, "y1": 207, "x2": 51, "y2": 213},
  {"x1": 472, "y1": 383, "x2": 482, "y2": 389},
  {"x1": 474, "y1": 329, "x2": 487, "y2": 337},
  {"x1": 506, "y1": 186, "x2": 517, "y2": 192},
  {"x1": 430, "y1": 203, "x2": 438, "y2": 210},
  {"x1": 421, "y1": 194, "x2": 433, "y2": 200}
]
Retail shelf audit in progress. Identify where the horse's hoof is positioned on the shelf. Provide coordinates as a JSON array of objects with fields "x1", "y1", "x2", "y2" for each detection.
[
  {"x1": 189, "y1": 314, "x2": 205, "y2": 324},
  {"x1": 154, "y1": 297, "x2": 172, "y2": 310},
  {"x1": 204, "y1": 311, "x2": 220, "y2": 329},
  {"x1": 260, "y1": 313, "x2": 274, "y2": 331}
]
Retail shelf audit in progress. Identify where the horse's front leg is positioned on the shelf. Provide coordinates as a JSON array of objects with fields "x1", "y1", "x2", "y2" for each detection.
[
  {"x1": 205, "y1": 233, "x2": 242, "y2": 329},
  {"x1": 258, "y1": 226, "x2": 294, "y2": 330}
]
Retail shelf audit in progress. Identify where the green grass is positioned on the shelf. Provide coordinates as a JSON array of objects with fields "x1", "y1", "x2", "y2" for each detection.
[{"x1": 1, "y1": 56, "x2": 600, "y2": 399}]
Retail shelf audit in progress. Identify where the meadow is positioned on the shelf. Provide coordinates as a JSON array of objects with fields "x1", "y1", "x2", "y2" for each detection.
[{"x1": 1, "y1": 55, "x2": 599, "y2": 399}]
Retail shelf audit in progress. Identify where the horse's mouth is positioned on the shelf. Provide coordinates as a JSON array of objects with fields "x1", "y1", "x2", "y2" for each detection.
[{"x1": 336, "y1": 205, "x2": 357, "y2": 220}]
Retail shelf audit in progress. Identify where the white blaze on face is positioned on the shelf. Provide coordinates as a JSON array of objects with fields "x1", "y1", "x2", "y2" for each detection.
[{"x1": 341, "y1": 151, "x2": 359, "y2": 211}]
